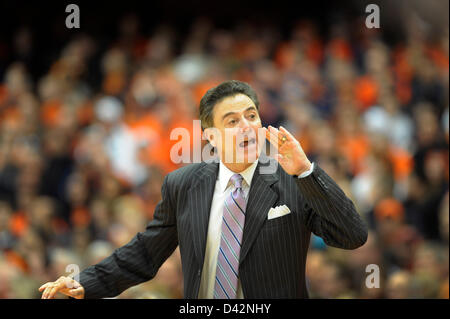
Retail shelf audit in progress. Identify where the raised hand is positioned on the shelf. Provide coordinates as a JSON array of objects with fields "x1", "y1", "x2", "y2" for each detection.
[
  {"x1": 39, "y1": 276, "x2": 85, "y2": 299},
  {"x1": 264, "y1": 125, "x2": 312, "y2": 176}
]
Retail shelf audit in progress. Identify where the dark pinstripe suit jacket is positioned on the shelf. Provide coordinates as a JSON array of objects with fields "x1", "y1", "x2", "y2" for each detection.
[{"x1": 79, "y1": 154, "x2": 368, "y2": 298}]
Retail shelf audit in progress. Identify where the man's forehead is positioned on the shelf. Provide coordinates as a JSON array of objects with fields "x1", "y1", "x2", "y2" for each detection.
[{"x1": 214, "y1": 94, "x2": 257, "y2": 115}]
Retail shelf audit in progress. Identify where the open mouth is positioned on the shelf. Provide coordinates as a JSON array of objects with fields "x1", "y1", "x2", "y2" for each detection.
[{"x1": 239, "y1": 138, "x2": 256, "y2": 148}]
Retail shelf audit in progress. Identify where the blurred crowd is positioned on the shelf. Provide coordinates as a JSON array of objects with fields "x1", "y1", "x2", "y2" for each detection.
[{"x1": 0, "y1": 11, "x2": 448, "y2": 299}]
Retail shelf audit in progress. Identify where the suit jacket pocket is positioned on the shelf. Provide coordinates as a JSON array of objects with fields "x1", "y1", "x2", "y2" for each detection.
[{"x1": 263, "y1": 211, "x2": 293, "y2": 229}]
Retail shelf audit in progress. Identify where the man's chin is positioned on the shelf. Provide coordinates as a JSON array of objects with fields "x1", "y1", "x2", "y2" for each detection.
[{"x1": 233, "y1": 148, "x2": 261, "y2": 164}]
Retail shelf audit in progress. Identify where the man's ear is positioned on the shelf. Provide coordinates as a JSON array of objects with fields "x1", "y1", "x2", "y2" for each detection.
[{"x1": 204, "y1": 127, "x2": 218, "y2": 147}]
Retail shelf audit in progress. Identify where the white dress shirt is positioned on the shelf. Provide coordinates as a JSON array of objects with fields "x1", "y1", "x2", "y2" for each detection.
[{"x1": 197, "y1": 160, "x2": 315, "y2": 298}]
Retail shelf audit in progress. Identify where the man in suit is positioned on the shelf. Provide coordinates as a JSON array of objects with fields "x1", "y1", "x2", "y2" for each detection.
[{"x1": 39, "y1": 80, "x2": 368, "y2": 299}]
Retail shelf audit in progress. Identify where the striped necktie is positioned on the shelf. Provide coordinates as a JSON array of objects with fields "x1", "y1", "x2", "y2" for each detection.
[{"x1": 214, "y1": 173, "x2": 246, "y2": 299}]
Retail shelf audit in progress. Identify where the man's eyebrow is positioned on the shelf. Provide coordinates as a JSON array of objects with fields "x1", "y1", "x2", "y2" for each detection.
[{"x1": 221, "y1": 106, "x2": 257, "y2": 121}]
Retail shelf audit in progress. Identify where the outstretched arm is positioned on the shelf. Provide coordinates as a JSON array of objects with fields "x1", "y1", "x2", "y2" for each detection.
[{"x1": 39, "y1": 174, "x2": 178, "y2": 299}]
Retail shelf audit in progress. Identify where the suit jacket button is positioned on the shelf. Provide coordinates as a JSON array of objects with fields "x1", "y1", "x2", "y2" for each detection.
[{"x1": 198, "y1": 270, "x2": 201, "y2": 277}]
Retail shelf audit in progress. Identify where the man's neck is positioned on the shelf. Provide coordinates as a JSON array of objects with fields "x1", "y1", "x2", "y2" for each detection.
[{"x1": 222, "y1": 162, "x2": 255, "y2": 173}]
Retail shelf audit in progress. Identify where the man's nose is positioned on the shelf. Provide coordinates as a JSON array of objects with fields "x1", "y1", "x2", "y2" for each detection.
[{"x1": 238, "y1": 117, "x2": 251, "y2": 133}]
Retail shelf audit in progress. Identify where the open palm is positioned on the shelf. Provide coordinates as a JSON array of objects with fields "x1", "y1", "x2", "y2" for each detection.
[{"x1": 265, "y1": 125, "x2": 312, "y2": 176}]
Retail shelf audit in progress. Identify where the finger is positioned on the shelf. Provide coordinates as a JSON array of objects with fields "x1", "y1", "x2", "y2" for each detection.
[
  {"x1": 43, "y1": 286, "x2": 54, "y2": 299},
  {"x1": 39, "y1": 282, "x2": 51, "y2": 291},
  {"x1": 42, "y1": 287, "x2": 52, "y2": 299},
  {"x1": 267, "y1": 135, "x2": 283, "y2": 150},
  {"x1": 269, "y1": 126, "x2": 291, "y2": 146},
  {"x1": 264, "y1": 126, "x2": 271, "y2": 138},
  {"x1": 273, "y1": 133, "x2": 289, "y2": 150},
  {"x1": 47, "y1": 286, "x2": 59, "y2": 299},
  {"x1": 266, "y1": 127, "x2": 284, "y2": 147},
  {"x1": 279, "y1": 126, "x2": 295, "y2": 142},
  {"x1": 268, "y1": 125, "x2": 282, "y2": 140},
  {"x1": 259, "y1": 127, "x2": 268, "y2": 140},
  {"x1": 266, "y1": 130, "x2": 280, "y2": 146},
  {"x1": 265, "y1": 128, "x2": 276, "y2": 145},
  {"x1": 43, "y1": 285, "x2": 55, "y2": 299},
  {"x1": 47, "y1": 281, "x2": 64, "y2": 299}
]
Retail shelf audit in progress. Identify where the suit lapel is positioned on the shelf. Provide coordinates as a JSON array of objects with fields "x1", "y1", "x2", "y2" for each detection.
[
  {"x1": 188, "y1": 155, "x2": 279, "y2": 267},
  {"x1": 240, "y1": 156, "x2": 279, "y2": 265},
  {"x1": 189, "y1": 161, "x2": 219, "y2": 265}
]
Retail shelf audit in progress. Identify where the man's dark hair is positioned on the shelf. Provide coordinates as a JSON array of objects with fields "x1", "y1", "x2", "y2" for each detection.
[{"x1": 199, "y1": 80, "x2": 260, "y2": 130}]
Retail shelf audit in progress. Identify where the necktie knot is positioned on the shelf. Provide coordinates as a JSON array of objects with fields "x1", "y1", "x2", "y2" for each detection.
[{"x1": 230, "y1": 174, "x2": 243, "y2": 189}]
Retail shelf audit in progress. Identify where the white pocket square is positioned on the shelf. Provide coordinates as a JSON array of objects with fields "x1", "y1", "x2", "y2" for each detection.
[{"x1": 267, "y1": 205, "x2": 291, "y2": 220}]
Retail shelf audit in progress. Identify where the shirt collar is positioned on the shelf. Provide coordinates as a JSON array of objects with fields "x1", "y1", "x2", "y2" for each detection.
[{"x1": 218, "y1": 159, "x2": 259, "y2": 193}]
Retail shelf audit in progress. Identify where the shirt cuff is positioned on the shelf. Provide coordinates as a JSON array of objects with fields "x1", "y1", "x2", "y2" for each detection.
[{"x1": 297, "y1": 162, "x2": 315, "y2": 178}]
